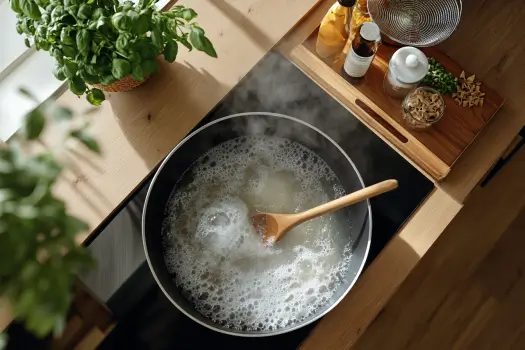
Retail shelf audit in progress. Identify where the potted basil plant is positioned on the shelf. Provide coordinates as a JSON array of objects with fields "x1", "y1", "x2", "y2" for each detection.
[
  {"x1": 0, "y1": 89, "x2": 99, "y2": 347},
  {"x1": 10, "y1": 0, "x2": 217, "y2": 105}
]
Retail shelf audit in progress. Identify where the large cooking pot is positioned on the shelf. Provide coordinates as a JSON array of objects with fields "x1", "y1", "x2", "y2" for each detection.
[{"x1": 142, "y1": 112, "x2": 372, "y2": 337}]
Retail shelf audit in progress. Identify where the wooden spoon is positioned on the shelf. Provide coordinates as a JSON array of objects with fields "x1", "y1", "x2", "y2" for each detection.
[{"x1": 250, "y1": 179, "x2": 398, "y2": 245}]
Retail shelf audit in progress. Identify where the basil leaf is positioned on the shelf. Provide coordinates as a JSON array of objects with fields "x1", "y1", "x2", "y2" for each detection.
[
  {"x1": 20, "y1": 18, "x2": 33, "y2": 35},
  {"x1": 131, "y1": 64, "x2": 144, "y2": 81},
  {"x1": 91, "y1": 7, "x2": 106, "y2": 20},
  {"x1": 24, "y1": 38, "x2": 31, "y2": 48},
  {"x1": 23, "y1": 108, "x2": 46, "y2": 140},
  {"x1": 36, "y1": 25, "x2": 47, "y2": 38},
  {"x1": 120, "y1": 0, "x2": 133, "y2": 11},
  {"x1": 80, "y1": 71, "x2": 99, "y2": 84},
  {"x1": 61, "y1": 44, "x2": 76, "y2": 58},
  {"x1": 20, "y1": 0, "x2": 41, "y2": 20},
  {"x1": 181, "y1": 8, "x2": 197, "y2": 21},
  {"x1": 163, "y1": 40, "x2": 178, "y2": 63},
  {"x1": 50, "y1": 5, "x2": 64, "y2": 21},
  {"x1": 126, "y1": 9, "x2": 139, "y2": 25},
  {"x1": 178, "y1": 35, "x2": 192, "y2": 51},
  {"x1": 100, "y1": 74, "x2": 117, "y2": 85},
  {"x1": 85, "y1": 63, "x2": 97, "y2": 75},
  {"x1": 41, "y1": 12, "x2": 50, "y2": 24},
  {"x1": 77, "y1": 4, "x2": 92, "y2": 20},
  {"x1": 66, "y1": 4, "x2": 78, "y2": 17},
  {"x1": 63, "y1": 61, "x2": 78, "y2": 77},
  {"x1": 134, "y1": 11, "x2": 150, "y2": 34},
  {"x1": 10, "y1": 0, "x2": 23, "y2": 14},
  {"x1": 60, "y1": 27, "x2": 74, "y2": 45},
  {"x1": 70, "y1": 129, "x2": 101, "y2": 153},
  {"x1": 68, "y1": 76, "x2": 86, "y2": 95},
  {"x1": 63, "y1": 0, "x2": 78, "y2": 7},
  {"x1": 116, "y1": 34, "x2": 129, "y2": 53},
  {"x1": 140, "y1": 59, "x2": 157, "y2": 75},
  {"x1": 34, "y1": 0, "x2": 49, "y2": 8},
  {"x1": 189, "y1": 26, "x2": 217, "y2": 58},
  {"x1": 111, "y1": 12, "x2": 130, "y2": 32},
  {"x1": 86, "y1": 88, "x2": 105, "y2": 106},
  {"x1": 38, "y1": 40, "x2": 51, "y2": 51},
  {"x1": 95, "y1": 55, "x2": 110, "y2": 73},
  {"x1": 87, "y1": 20, "x2": 97, "y2": 30},
  {"x1": 52, "y1": 48, "x2": 64, "y2": 64},
  {"x1": 135, "y1": 39, "x2": 155, "y2": 59},
  {"x1": 111, "y1": 58, "x2": 131, "y2": 79},
  {"x1": 76, "y1": 29, "x2": 91, "y2": 55},
  {"x1": 151, "y1": 24, "x2": 163, "y2": 49}
]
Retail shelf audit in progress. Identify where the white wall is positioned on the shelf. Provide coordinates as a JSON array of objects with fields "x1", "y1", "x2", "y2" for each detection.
[{"x1": 0, "y1": 0, "x2": 30, "y2": 72}]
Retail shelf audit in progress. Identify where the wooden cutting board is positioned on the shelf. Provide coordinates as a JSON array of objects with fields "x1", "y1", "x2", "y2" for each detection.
[{"x1": 303, "y1": 29, "x2": 505, "y2": 179}]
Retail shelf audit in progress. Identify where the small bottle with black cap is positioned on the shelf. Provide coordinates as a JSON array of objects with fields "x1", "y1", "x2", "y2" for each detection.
[{"x1": 343, "y1": 22, "x2": 381, "y2": 80}]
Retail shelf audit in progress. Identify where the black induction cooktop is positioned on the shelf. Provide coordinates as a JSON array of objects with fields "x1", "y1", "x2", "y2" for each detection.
[{"x1": 92, "y1": 52, "x2": 433, "y2": 350}]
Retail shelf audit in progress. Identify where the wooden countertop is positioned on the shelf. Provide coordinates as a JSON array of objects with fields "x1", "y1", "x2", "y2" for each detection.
[{"x1": 1, "y1": 0, "x2": 523, "y2": 347}]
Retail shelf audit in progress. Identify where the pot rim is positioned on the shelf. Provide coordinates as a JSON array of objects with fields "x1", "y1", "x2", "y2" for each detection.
[{"x1": 142, "y1": 112, "x2": 372, "y2": 337}]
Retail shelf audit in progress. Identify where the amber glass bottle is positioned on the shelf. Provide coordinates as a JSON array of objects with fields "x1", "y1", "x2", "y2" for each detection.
[{"x1": 343, "y1": 22, "x2": 380, "y2": 79}]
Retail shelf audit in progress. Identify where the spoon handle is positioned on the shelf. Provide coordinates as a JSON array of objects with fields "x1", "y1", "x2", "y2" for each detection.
[{"x1": 295, "y1": 179, "x2": 398, "y2": 223}]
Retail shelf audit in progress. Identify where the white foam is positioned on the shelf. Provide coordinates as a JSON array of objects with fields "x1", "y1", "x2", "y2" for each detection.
[{"x1": 162, "y1": 136, "x2": 353, "y2": 332}]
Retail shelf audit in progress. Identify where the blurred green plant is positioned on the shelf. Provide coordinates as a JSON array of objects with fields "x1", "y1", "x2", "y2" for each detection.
[
  {"x1": 10, "y1": 0, "x2": 217, "y2": 105},
  {"x1": 0, "y1": 88, "x2": 99, "y2": 347}
]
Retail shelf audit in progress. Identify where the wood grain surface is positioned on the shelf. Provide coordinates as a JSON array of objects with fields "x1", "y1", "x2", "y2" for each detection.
[{"x1": 352, "y1": 144, "x2": 525, "y2": 350}]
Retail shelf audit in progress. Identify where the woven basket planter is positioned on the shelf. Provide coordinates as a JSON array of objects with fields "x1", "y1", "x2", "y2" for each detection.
[{"x1": 93, "y1": 74, "x2": 150, "y2": 92}]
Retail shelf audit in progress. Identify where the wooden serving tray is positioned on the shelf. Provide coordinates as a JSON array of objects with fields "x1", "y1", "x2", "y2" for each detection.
[{"x1": 302, "y1": 29, "x2": 505, "y2": 180}]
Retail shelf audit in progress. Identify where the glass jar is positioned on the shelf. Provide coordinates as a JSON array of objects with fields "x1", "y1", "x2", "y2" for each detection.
[
  {"x1": 384, "y1": 47, "x2": 429, "y2": 99},
  {"x1": 402, "y1": 87, "x2": 445, "y2": 129}
]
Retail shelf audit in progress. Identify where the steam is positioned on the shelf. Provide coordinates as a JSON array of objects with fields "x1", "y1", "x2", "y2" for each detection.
[
  {"x1": 219, "y1": 52, "x2": 371, "y2": 176},
  {"x1": 226, "y1": 52, "x2": 360, "y2": 145}
]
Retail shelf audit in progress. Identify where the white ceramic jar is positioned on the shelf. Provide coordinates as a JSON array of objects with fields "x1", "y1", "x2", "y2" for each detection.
[{"x1": 383, "y1": 46, "x2": 429, "y2": 99}]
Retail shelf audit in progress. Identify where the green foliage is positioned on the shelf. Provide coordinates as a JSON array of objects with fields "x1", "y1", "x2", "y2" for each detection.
[
  {"x1": 13, "y1": 0, "x2": 217, "y2": 105},
  {"x1": 0, "y1": 92, "x2": 99, "y2": 347},
  {"x1": 421, "y1": 57, "x2": 458, "y2": 94}
]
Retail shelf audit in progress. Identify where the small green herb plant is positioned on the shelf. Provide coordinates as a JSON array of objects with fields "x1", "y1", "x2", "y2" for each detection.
[
  {"x1": 10, "y1": 0, "x2": 217, "y2": 105},
  {"x1": 0, "y1": 89, "x2": 100, "y2": 347}
]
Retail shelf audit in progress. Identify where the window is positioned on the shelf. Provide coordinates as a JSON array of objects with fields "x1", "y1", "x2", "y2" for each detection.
[
  {"x1": 0, "y1": 0, "x2": 62, "y2": 141},
  {"x1": 0, "y1": 0, "x2": 170, "y2": 142}
]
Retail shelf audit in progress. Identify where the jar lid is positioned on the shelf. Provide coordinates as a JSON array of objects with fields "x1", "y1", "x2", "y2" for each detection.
[
  {"x1": 390, "y1": 47, "x2": 429, "y2": 84},
  {"x1": 360, "y1": 22, "x2": 380, "y2": 42}
]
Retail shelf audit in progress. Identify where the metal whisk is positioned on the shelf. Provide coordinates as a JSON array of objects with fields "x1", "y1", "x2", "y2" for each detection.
[{"x1": 367, "y1": 0, "x2": 462, "y2": 47}]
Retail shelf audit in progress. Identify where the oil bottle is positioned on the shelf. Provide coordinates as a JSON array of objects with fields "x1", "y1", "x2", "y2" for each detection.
[{"x1": 316, "y1": 0, "x2": 356, "y2": 59}]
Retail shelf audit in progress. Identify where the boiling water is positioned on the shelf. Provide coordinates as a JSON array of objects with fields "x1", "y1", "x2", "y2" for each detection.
[{"x1": 162, "y1": 136, "x2": 353, "y2": 332}]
